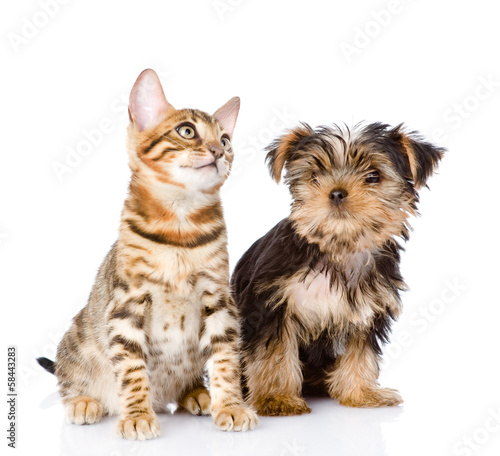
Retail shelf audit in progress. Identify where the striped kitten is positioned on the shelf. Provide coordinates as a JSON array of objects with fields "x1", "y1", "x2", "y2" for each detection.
[{"x1": 37, "y1": 69, "x2": 257, "y2": 439}]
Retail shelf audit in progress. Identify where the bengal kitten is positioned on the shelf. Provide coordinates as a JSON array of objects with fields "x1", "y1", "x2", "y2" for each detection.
[{"x1": 37, "y1": 69, "x2": 257, "y2": 439}]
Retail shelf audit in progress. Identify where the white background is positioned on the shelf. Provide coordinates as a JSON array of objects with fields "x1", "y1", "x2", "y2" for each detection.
[{"x1": 1, "y1": 1, "x2": 500, "y2": 455}]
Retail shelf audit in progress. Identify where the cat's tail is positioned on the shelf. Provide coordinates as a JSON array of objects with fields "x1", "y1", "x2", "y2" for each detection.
[{"x1": 36, "y1": 357, "x2": 56, "y2": 375}]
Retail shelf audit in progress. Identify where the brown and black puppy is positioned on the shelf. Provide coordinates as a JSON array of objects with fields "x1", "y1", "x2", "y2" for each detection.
[{"x1": 231, "y1": 122, "x2": 444, "y2": 416}]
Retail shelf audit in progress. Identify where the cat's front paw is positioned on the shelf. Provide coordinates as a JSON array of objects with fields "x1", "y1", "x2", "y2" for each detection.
[
  {"x1": 212, "y1": 405, "x2": 258, "y2": 432},
  {"x1": 116, "y1": 412, "x2": 160, "y2": 440},
  {"x1": 339, "y1": 387, "x2": 403, "y2": 408}
]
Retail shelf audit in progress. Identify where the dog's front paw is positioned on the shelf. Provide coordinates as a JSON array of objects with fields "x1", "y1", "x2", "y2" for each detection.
[
  {"x1": 340, "y1": 387, "x2": 403, "y2": 408},
  {"x1": 212, "y1": 405, "x2": 258, "y2": 431},
  {"x1": 254, "y1": 394, "x2": 311, "y2": 416},
  {"x1": 116, "y1": 412, "x2": 160, "y2": 440}
]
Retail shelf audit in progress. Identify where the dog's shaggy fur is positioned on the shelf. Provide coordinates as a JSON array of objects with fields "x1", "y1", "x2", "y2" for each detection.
[{"x1": 232, "y1": 122, "x2": 444, "y2": 415}]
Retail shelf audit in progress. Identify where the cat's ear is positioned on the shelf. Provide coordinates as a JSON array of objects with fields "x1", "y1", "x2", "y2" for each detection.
[
  {"x1": 129, "y1": 69, "x2": 175, "y2": 132},
  {"x1": 213, "y1": 97, "x2": 240, "y2": 139}
]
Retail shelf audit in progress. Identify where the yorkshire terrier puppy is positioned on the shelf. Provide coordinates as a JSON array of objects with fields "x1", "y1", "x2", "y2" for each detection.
[{"x1": 231, "y1": 122, "x2": 444, "y2": 416}]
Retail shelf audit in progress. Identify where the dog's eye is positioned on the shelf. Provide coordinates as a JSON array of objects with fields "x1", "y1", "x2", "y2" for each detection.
[
  {"x1": 177, "y1": 123, "x2": 197, "y2": 139},
  {"x1": 311, "y1": 174, "x2": 319, "y2": 185},
  {"x1": 365, "y1": 170, "x2": 380, "y2": 184}
]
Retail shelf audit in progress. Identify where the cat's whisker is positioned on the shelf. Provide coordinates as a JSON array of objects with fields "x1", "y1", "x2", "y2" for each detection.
[{"x1": 222, "y1": 158, "x2": 232, "y2": 179}]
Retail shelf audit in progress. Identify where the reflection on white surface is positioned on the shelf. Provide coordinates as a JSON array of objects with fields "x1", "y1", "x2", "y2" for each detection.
[
  {"x1": 25, "y1": 373, "x2": 404, "y2": 456},
  {"x1": 55, "y1": 399, "x2": 402, "y2": 456}
]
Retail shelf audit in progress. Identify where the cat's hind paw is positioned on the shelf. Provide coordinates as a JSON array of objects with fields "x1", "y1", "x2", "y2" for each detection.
[
  {"x1": 64, "y1": 396, "x2": 104, "y2": 425},
  {"x1": 180, "y1": 386, "x2": 211, "y2": 416}
]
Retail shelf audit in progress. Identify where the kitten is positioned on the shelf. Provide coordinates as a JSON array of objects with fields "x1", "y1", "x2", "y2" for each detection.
[{"x1": 37, "y1": 69, "x2": 257, "y2": 439}]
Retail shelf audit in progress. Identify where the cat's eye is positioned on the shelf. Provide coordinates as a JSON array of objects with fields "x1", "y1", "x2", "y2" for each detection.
[
  {"x1": 176, "y1": 123, "x2": 197, "y2": 139},
  {"x1": 220, "y1": 135, "x2": 232, "y2": 151},
  {"x1": 365, "y1": 170, "x2": 381, "y2": 184}
]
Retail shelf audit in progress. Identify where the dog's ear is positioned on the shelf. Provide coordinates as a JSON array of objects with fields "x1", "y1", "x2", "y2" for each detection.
[
  {"x1": 266, "y1": 124, "x2": 314, "y2": 183},
  {"x1": 390, "y1": 125, "x2": 445, "y2": 189}
]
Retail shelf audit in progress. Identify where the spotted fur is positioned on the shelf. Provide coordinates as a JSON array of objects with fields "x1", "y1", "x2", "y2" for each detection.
[
  {"x1": 38, "y1": 69, "x2": 257, "y2": 439},
  {"x1": 232, "y1": 122, "x2": 444, "y2": 415}
]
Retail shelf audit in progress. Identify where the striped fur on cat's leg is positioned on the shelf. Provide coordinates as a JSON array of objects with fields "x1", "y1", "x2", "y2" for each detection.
[
  {"x1": 107, "y1": 291, "x2": 160, "y2": 440},
  {"x1": 55, "y1": 307, "x2": 112, "y2": 425},
  {"x1": 200, "y1": 293, "x2": 258, "y2": 431}
]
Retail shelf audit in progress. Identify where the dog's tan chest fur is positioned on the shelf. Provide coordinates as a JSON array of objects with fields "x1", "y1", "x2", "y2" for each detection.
[{"x1": 286, "y1": 270, "x2": 375, "y2": 336}]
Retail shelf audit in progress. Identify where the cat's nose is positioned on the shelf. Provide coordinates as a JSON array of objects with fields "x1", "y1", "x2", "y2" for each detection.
[{"x1": 208, "y1": 143, "x2": 224, "y2": 160}]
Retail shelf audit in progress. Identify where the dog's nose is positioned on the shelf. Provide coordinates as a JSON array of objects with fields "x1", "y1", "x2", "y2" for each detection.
[
  {"x1": 208, "y1": 143, "x2": 224, "y2": 160},
  {"x1": 329, "y1": 189, "x2": 348, "y2": 206}
]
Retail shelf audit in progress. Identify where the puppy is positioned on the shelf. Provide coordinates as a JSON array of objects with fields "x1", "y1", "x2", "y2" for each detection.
[{"x1": 231, "y1": 122, "x2": 444, "y2": 416}]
